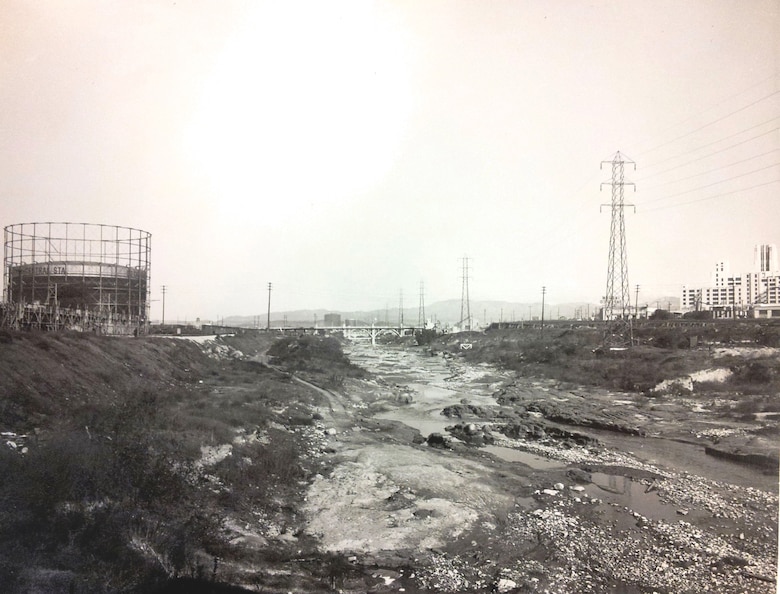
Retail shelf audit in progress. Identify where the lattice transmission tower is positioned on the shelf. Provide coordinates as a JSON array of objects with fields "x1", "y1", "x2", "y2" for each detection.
[
  {"x1": 600, "y1": 151, "x2": 635, "y2": 342},
  {"x1": 459, "y1": 256, "x2": 472, "y2": 331}
]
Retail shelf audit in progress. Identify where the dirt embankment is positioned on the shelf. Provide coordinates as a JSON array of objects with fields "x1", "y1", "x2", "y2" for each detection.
[
  {"x1": 0, "y1": 331, "x2": 349, "y2": 593},
  {"x1": 0, "y1": 330, "x2": 777, "y2": 593}
]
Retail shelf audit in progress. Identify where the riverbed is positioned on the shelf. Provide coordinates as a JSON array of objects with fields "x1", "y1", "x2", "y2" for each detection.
[
  {"x1": 296, "y1": 341, "x2": 779, "y2": 592},
  {"x1": 346, "y1": 342, "x2": 778, "y2": 494}
]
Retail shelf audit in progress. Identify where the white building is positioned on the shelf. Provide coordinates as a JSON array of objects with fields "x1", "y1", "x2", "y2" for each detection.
[{"x1": 681, "y1": 244, "x2": 780, "y2": 318}]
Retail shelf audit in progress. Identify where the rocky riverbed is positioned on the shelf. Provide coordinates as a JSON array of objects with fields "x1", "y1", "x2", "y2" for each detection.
[{"x1": 298, "y1": 342, "x2": 778, "y2": 593}]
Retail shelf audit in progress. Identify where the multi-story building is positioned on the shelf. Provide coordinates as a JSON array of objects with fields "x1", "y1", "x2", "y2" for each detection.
[
  {"x1": 755, "y1": 243, "x2": 779, "y2": 273},
  {"x1": 681, "y1": 244, "x2": 780, "y2": 318},
  {"x1": 323, "y1": 313, "x2": 342, "y2": 326}
]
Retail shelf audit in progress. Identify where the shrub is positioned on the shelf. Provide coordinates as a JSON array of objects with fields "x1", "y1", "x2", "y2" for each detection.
[
  {"x1": 650, "y1": 329, "x2": 689, "y2": 349},
  {"x1": 267, "y1": 335, "x2": 366, "y2": 387},
  {"x1": 731, "y1": 361, "x2": 773, "y2": 385}
]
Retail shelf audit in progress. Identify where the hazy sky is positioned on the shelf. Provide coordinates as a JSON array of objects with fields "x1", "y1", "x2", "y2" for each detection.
[{"x1": 1, "y1": 0, "x2": 778, "y2": 321}]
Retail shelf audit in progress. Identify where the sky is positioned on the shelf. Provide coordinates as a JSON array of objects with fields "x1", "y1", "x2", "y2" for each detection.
[{"x1": 1, "y1": 0, "x2": 778, "y2": 322}]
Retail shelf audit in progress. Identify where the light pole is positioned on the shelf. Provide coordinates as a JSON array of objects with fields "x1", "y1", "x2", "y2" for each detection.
[{"x1": 541, "y1": 286, "x2": 546, "y2": 338}]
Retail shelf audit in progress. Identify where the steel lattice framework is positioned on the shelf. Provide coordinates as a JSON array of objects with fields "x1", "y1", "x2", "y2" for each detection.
[
  {"x1": 2, "y1": 222, "x2": 151, "y2": 334},
  {"x1": 459, "y1": 256, "x2": 471, "y2": 331},
  {"x1": 600, "y1": 152, "x2": 635, "y2": 324}
]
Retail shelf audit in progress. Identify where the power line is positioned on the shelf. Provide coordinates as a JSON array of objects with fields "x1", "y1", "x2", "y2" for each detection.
[
  {"x1": 636, "y1": 126, "x2": 779, "y2": 183},
  {"x1": 632, "y1": 70, "x2": 780, "y2": 156},
  {"x1": 502, "y1": 168, "x2": 605, "y2": 272},
  {"x1": 635, "y1": 89, "x2": 780, "y2": 157},
  {"x1": 639, "y1": 161, "x2": 780, "y2": 207},
  {"x1": 641, "y1": 148, "x2": 779, "y2": 191},
  {"x1": 642, "y1": 178, "x2": 780, "y2": 213}
]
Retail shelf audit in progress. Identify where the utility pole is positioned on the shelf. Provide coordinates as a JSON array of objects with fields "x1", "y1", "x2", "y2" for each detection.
[
  {"x1": 418, "y1": 281, "x2": 425, "y2": 328},
  {"x1": 600, "y1": 151, "x2": 636, "y2": 345},
  {"x1": 635, "y1": 284, "x2": 640, "y2": 319},
  {"x1": 266, "y1": 282, "x2": 272, "y2": 330},
  {"x1": 398, "y1": 289, "x2": 404, "y2": 329},
  {"x1": 541, "y1": 286, "x2": 546, "y2": 338},
  {"x1": 460, "y1": 256, "x2": 471, "y2": 331},
  {"x1": 161, "y1": 285, "x2": 167, "y2": 326}
]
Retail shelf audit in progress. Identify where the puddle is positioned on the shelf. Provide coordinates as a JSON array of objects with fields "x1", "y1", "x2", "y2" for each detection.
[
  {"x1": 482, "y1": 445, "x2": 564, "y2": 469},
  {"x1": 375, "y1": 408, "x2": 451, "y2": 438},
  {"x1": 585, "y1": 472, "x2": 687, "y2": 526},
  {"x1": 584, "y1": 428, "x2": 778, "y2": 493}
]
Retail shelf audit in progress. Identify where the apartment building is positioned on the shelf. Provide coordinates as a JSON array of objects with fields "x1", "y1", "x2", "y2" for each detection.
[{"x1": 681, "y1": 244, "x2": 780, "y2": 318}]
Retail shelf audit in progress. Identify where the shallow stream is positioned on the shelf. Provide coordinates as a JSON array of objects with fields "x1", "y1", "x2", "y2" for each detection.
[
  {"x1": 346, "y1": 342, "x2": 778, "y2": 494},
  {"x1": 349, "y1": 343, "x2": 563, "y2": 469}
]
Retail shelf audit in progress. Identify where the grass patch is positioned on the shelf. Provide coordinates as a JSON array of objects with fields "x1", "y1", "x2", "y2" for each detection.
[{"x1": 0, "y1": 332, "x2": 319, "y2": 592}]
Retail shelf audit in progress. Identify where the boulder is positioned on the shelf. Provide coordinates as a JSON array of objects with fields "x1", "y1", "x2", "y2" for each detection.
[{"x1": 427, "y1": 433, "x2": 451, "y2": 449}]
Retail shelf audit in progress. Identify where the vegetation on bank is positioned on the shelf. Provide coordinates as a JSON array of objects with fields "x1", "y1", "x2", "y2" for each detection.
[
  {"x1": 267, "y1": 334, "x2": 368, "y2": 388},
  {"x1": 0, "y1": 331, "x2": 352, "y2": 593},
  {"x1": 437, "y1": 323, "x2": 780, "y2": 397}
]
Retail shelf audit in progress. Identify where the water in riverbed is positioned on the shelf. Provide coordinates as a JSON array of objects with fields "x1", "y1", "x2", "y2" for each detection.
[
  {"x1": 346, "y1": 343, "x2": 778, "y2": 494},
  {"x1": 352, "y1": 344, "x2": 569, "y2": 470}
]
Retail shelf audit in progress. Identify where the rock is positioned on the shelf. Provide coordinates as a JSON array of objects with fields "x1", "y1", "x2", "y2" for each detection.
[
  {"x1": 542, "y1": 489, "x2": 559, "y2": 496},
  {"x1": 326, "y1": 427, "x2": 337, "y2": 435},
  {"x1": 427, "y1": 433, "x2": 451, "y2": 449},
  {"x1": 496, "y1": 578, "x2": 517, "y2": 592},
  {"x1": 553, "y1": 482, "x2": 565, "y2": 491},
  {"x1": 570, "y1": 485, "x2": 585, "y2": 492},
  {"x1": 676, "y1": 508, "x2": 689, "y2": 516},
  {"x1": 566, "y1": 468, "x2": 593, "y2": 483}
]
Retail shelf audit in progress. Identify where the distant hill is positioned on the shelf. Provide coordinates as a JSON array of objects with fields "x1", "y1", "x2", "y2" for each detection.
[{"x1": 223, "y1": 299, "x2": 602, "y2": 328}]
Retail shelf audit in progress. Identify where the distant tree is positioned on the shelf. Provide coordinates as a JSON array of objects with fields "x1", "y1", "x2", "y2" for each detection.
[
  {"x1": 414, "y1": 329, "x2": 438, "y2": 345},
  {"x1": 683, "y1": 310, "x2": 712, "y2": 320},
  {"x1": 649, "y1": 309, "x2": 673, "y2": 320}
]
